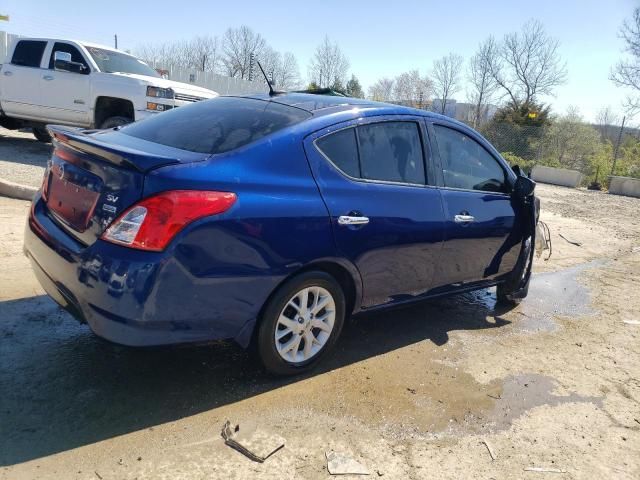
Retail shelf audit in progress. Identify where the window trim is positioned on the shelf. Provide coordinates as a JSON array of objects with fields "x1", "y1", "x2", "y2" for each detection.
[
  {"x1": 313, "y1": 116, "x2": 433, "y2": 189},
  {"x1": 10, "y1": 39, "x2": 48, "y2": 69},
  {"x1": 48, "y1": 41, "x2": 92, "y2": 73},
  {"x1": 429, "y1": 120, "x2": 514, "y2": 196}
]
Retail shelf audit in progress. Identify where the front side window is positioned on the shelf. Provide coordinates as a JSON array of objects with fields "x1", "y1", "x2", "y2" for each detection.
[
  {"x1": 315, "y1": 121, "x2": 426, "y2": 185},
  {"x1": 11, "y1": 40, "x2": 47, "y2": 68},
  {"x1": 433, "y1": 125, "x2": 507, "y2": 193},
  {"x1": 49, "y1": 42, "x2": 89, "y2": 72}
]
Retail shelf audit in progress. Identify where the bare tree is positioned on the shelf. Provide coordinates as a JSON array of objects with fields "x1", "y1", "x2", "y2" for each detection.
[
  {"x1": 368, "y1": 77, "x2": 395, "y2": 102},
  {"x1": 432, "y1": 53, "x2": 464, "y2": 114},
  {"x1": 258, "y1": 49, "x2": 300, "y2": 89},
  {"x1": 392, "y1": 70, "x2": 432, "y2": 107},
  {"x1": 490, "y1": 19, "x2": 567, "y2": 108},
  {"x1": 611, "y1": 7, "x2": 640, "y2": 112},
  {"x1": 468, "y1": 37, "x2": 499, "y2": 127},
  {"x1": 187, "y1": 36, "x2": 221, "y2": 72},
  {"x1": 596, "y1": 106, "x2": 620, "y2": 142},
  {"x1": 222, "y1": 25, "x2": 266, "y2": 79},
  {"x1": 308, "y1": 36, "x2": 350, "y2": 88}
]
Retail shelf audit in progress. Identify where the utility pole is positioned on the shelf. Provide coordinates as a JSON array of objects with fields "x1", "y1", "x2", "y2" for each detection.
[
  {"x1": 114, "y1": 34, "x2": 118, "y2": 49},
  {"x1": 611, "y1": 116, "x2": 626, "y2": 176},
  {"x1": 248, "y1": 53, "x2": 255, "y2": 81}
]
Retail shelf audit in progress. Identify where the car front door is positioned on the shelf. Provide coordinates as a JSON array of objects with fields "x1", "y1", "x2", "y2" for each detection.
[
  {"x1": 1, "y1": 39, "x2": 47, "y2": 119},
  {"x1": 39, "y1": 42, "x2": 91, "y2": 125},
  {"x1": 428, "y1": 121, "x2": 522, "y2": 287},
  {"x1": 304, "y1": 116, "x2": 445, "y2": 308}
]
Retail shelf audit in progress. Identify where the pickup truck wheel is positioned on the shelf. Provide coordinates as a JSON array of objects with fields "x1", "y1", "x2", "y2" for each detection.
[
  {"x1": 257, "y1": 271, "x2": 345, "y2": 376},
  {"x1": 32, "y1": 127, "x2": 51, "y2": 143},
  {"x1": 100, "y1": 116, "x2": 132, "y2": 129}
]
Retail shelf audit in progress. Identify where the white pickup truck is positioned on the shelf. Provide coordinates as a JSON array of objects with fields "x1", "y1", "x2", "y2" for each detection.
[{"x1": 0, "y1": 37, "x2": 218, "y2": 142}]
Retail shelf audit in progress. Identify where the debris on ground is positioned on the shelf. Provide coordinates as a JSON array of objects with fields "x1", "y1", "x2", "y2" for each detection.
[
  {"x1": 623, "y1": 320, "x2": 640, "y2": 325},
  {"x1": 480, "y1": 439, "x2": 496, "y2": 461},
  {"x1": 558, "y1": 233, "x2": 582, "y2": 247},
  {"x1": 221, "y1": 420, "x2": 285, "y2": 463},
  {"x1": 524, "y1": 466, "x2": 567, "y2": 473},
  {"x1": 326, "y1": 451, "x2": 370, "y2": 475}
]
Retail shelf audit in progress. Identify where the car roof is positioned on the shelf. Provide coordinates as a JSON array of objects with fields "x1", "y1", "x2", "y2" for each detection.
[
  {"x1": 19, "y1": 37, "x2": 128, "y2": 55},
  {"x1": 243, "y1": 92, "x2": 457, "y2": 122}
]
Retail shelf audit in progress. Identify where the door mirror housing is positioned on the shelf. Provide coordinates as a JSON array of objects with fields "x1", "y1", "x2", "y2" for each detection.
[
  {"x1": 54, "y1": 51, "x2": 87, "y2": 74},
  {"x1": 512, "y1": 175, "x2": 536, "y2": 199}
]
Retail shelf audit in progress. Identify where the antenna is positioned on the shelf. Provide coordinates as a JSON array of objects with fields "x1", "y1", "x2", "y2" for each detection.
[{"x1": 256, "y1": 60, "x2": 282, "y2": 96}]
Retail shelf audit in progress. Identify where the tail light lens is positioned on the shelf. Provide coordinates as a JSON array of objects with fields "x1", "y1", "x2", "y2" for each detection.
[{"x1": 102, "y1": 190, "x2": 236, "y2": 251}]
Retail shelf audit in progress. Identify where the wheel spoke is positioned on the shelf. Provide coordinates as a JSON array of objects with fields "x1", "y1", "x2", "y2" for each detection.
[
  {"x1": 279, "y1": 334, "x2": 302, "y2": 357},
  {"x1": 312, "y1": 319, "x2": 332, "y2": 332},
  {"x1": 303, "y1": 332, "x2": 314, "y2": 359},
  {"x1": 276, "y1": 327, "x2": 292, "y2": 340},
  {"x1": 277, "y1": 315, "x2": 297, "y2": 330},
  {"x1": 312, "y1": 295, "x2": 330, "y2": 314},
  {"x1": 299, "y1": 288, "x2": 310, "y2": 314}
]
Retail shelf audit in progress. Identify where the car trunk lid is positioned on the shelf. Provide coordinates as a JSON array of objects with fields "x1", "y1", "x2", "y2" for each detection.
[{"x1": 43, "y1": 125, "x2": 210, "y2": 246}]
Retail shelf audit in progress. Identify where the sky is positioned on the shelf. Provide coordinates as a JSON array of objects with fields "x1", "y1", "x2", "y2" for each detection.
[{"x1": 1, "y1": 0, "x2": 635, "y2": 123}]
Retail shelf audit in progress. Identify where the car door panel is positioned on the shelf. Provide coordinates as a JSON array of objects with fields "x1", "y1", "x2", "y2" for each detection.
[
  {"x1": 1, "y1": 40, "x2": 47, "y2": 119},
  {"x1": 40, "y1": 42, "x2": 91, "y2": 124},
  {"x1": 304, "y1": 116, "x2": 446, "y2": 308},
  {"x1": 428, "y1": 121, "x2": 522, "y2": 286}
]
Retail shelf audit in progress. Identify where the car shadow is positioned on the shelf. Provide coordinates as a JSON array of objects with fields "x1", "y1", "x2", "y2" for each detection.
[
  {"x1": 0, "y1": 289, "x2": 513, "y2": 466},
  {"x1": 0, "y1": 127, "x2": 51, "y2": 168}
]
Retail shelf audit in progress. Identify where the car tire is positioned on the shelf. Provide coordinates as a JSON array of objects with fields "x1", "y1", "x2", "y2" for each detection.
[
  {"x1": 257, "y1": 271, "x2": 346, "y2": 376},
  {"x1": 100, "y1": 116, "x2": 132, "y2": 129},
  {"x1": 497, "y1": 237, "x2": 532, "y2": 305},
  {"x1": 32, "y1": 127, "x2": 51, "y2": 143}
]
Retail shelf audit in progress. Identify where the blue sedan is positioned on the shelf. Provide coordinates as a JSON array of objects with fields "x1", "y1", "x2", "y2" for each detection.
[{"x1": 24, "y1": 93, "x2": 538, "y2": 375}]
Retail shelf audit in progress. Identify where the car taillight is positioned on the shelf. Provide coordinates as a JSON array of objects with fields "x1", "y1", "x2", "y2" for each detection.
[{"x1": 101, "y1": 190, "x2": 237, "y2": 251}]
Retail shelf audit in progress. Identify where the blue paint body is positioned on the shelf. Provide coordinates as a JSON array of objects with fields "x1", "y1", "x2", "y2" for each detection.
[{"x1": 24, "y1": 94, "x2": 526, "y2": 348}]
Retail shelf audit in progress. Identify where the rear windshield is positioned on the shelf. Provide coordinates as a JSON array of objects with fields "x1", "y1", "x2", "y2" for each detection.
[{"x1": 121, "y1": 97, "x2": 312, "y2": 154}]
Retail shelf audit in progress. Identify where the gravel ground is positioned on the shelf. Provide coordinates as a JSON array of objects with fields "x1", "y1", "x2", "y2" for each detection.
[
  {"x1": 0, "y1": 128, "x2": 50, "y2": 187},
  {"x1": 1, "y1": 184, "x2": 639, "y2": 479}
]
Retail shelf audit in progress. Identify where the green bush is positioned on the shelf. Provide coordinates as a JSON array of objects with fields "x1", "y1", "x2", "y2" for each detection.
[{"x1": 500, "y1": 152, "x2": 536, "y2": 173}]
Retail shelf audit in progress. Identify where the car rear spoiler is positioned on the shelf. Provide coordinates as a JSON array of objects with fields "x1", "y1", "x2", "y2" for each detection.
[{"x1": 47, "y1": 125, "x2": 181, "y2": 173}]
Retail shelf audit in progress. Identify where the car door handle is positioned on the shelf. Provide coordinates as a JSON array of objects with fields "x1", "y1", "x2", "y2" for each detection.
[
  {"x1": 454, "y1": 214, "x2": 475, "y2": 223},
  {"x1": 3, "y1": 71, "x2": 12, "y2": 76},
  {"x1": 338, "y1": 215, "x2": 370, "y2": 226},
  {"x1": 43, "y1": 75, "x2": 54, "y2": 81}
]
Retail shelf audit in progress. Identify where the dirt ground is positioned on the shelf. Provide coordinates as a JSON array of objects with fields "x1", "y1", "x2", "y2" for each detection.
[{"x1": 1, "y1": 183, "x2": 639, "y2": 480}]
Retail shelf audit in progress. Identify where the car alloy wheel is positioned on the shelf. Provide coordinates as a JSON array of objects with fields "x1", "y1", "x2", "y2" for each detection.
[
  {"x1": 274, "y1": 286, "x2": 336, "y2": 363},
  {"x1": 257, "y1": 271, "x2": 345, "y2": 375}
]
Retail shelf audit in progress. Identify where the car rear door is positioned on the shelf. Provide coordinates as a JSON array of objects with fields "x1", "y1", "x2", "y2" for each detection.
[
  {"x1": 427, "y1": 121, "x2": 522, "y2": 287},
  {"x1": 1, "y1": 39, "x2": 46, "y2": 119},
  {"x1": 304, "y1": 116, "x2": 445, "y2": 308},
  {"x1": 40, "y1": 42, "x2": 92, "y2": 125}
]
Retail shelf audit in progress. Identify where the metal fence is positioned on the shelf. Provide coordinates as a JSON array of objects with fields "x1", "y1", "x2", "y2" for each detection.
[
  {"x1": 145, "y1": 62, "x2": 264, "y2": 96},
  {"x1": 0, "y1": 30, "x2": 263, "y2": 95}
]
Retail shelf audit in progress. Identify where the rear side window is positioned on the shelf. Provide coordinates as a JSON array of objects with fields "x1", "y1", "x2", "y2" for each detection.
[
  {"x1": 433, "y1": 125, "x2": 507, "y2": 193},
  {"x1": 316, "y1": 128, "x2": 360, "y2": 178},
  {"x1": 315, "y1": 121, "x2": 426, "y2": 185},
  {"x1": 49, "y1": 42, "x2": 89, "y2": 72},
  {"x1": 122, "y1": 97, "x2": 311, "y2": 154},
  {"x1": 358, "y1": 122, "x2": 425, "y2": 184},
  {"x1": 11, "y1": 40, "x2": 47, "y2": 67}
]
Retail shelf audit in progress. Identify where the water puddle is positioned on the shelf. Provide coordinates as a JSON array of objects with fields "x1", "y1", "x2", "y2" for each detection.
[{"x1": 515, "y1": 260, "x2": 603, "y2": 332}]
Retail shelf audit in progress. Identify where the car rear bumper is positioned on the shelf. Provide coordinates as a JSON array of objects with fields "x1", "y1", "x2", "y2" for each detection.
[{"x1": 24, "y1": 195, "x2": 279, "y2": 347}]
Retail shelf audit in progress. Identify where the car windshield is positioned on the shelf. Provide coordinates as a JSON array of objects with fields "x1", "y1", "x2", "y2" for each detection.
[{"x1": 84, "y1": 46, "x2": 159, "y2": 77}]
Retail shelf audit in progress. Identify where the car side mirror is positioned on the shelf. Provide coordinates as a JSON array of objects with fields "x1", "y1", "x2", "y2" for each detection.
[
  {"x1": 512, "y1": 175, "x2": 536, "y2": 199},
  {"x1": 54, "y1": 51, "x2": 87, "y2": 74}
]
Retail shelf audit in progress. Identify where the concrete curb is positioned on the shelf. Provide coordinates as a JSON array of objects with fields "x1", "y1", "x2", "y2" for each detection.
[{"x1": 0, "y1": 176, "x2": 37, "y2": 201}]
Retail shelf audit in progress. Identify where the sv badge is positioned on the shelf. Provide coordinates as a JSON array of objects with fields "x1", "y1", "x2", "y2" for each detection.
[{"x1": 106, "y1": 194, "x2": 119, "y2": 203}]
